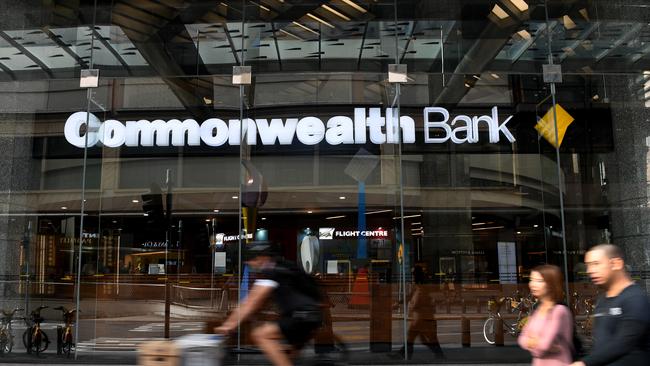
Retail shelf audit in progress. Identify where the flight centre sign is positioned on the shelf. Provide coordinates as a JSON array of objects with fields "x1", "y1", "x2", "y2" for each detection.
[{"x1": 64, "y1": 107, "x2": 515, "y2": 148}]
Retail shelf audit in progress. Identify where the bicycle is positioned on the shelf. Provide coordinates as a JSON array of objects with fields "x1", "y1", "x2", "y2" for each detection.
[
  {"x1": 0, "y1": 308, "x2": 23, "y2": 354},
  {"x1": 54, "y1": 306, "x2": 77, "y2": 357},
  {"x1": 483, "y1": 295, "x2": 534, "y2": 345},
  {"x1": 571, "y1": 292, "x2": 595, "y2": 337},
  {"x1": 22, "y1": 306, "x2": 49, "y2": 355}
]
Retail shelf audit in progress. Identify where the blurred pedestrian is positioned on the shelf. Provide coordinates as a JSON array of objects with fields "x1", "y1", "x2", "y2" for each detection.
[
  {"x1": 391, "y1": 264, "x2": 444, "y2": 360},
  {"x1": 570, "y1": 244, "x2": 650, "y2": 366},
  {"x1": 518, "y1": 264, "x2": 573, "y2": 365}
]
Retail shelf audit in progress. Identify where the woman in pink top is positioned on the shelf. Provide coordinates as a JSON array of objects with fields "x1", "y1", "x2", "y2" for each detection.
[{"x1": 518, "y1": 264, "x2": 573, "y2": 366}]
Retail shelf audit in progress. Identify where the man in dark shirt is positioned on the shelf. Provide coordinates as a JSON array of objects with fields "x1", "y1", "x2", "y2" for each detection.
[
  {"x1": 571, "y1": 244, "x2": 650, "y2": 366},
  {"x1": 216, "y1": 241, "x2": 322, "y2": 366}
]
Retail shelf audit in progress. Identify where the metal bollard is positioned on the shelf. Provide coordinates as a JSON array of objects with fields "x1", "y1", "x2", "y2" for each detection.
[
  {"x1": 495, "y1": 318, "x2": 504, "y2": 346},
  {"x1": 461, "y1": 317, "x2": 471, "y2": 347}
]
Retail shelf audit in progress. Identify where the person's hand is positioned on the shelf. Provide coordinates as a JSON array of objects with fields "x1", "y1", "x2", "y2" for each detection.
[
  {"x1": 526, "y1": 336, "x2": 538, "y2": 349},
  {"x1": 570, "y1": 362, "x2": 585, "y2": 366},
  {"x1": 214, "y1": 323, "x2": 235, "y2": 335}
]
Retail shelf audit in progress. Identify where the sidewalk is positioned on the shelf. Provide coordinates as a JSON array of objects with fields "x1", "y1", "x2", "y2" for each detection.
[{"x1": 0, "y1": 345, "x2": 531, "y2": 365}]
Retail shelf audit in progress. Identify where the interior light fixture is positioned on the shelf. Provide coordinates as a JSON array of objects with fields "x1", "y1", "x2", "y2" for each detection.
[
  {"x1": 326, "y1": 215, "x2": 346, "y2": 220},
  {"x1": 341, "y1": 0, "x2": 367, "y2": 14},
  {"x1": 562, "y1": 15, "x2": 577, "y2": 30},
  {"x1": 252, "y1": 1, "x2": 270, "y2": 11},
  {"x1": 322, "y1": 4, "x2": 351, "y2": 21},
  {"x1": 491, "y1": 4, "x2": 509, "y2": 20},
  {"x1": 61, "y1": 206, "x2": 68, "y2": 210},
  {"x1": 506, "y1": 0, "x2": 529, "y2": 12},
  {"x1": 516, "y1": 231, "x2": 522, "y2": 234},
  {"x1": 366, "y1": 209, "x2": 391, "y2": 215},
  {"x1": 516, "y1": 29, "x2": 531, "y2": 40},
  {"x1": 490, "y1": 73, "x2": 500, "y2": 79},
  {"x1": 533, "y1": 224, "x2": 539, "y2": 228},
  {"x1": 472, "y1": 225, "x2": 505, "y2": 231},
  {"x1": 472, "y1": 222, "x2": 486, "y2": 226},
  {"x1": 278, "y1": 29, "x2": 304, "y2": 41},
  {"x1": 307, "y1": 210, "x2": 313, "y2": 214},
  {"x1": 411, "y1": 222, "x2": 421, "y2": 225},
  {"x1": 579, "y1": 8, "x2": 589, "y2": 21},
  {"x1": 307, "y1": 13, "x2": 335, "y2": 29},
  {"x1": 232, "y1": 195, "x2": 239, "y2": 199},
  {"x1": 132, "y1": 199, "x2": 139, "y2": 203},
  {"x1": 261, "y1": 217, "x2": 267, "y2": 220},
  {"x1": 393, "y1": 214, "x2": 422, "y2": 219},
  {"x1": 339, "y1": 196, "x2": 346, "y2": 200},
  {"x1": 213, "y1": 209, "x2": 220, "y2": 213},
  {"x1": 292, "y1": 21, "x2": 319, "y2": 35}
]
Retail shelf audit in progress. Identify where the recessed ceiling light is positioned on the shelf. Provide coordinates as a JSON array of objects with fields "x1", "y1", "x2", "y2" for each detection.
[
  {"x1": 506, "y1": 0, "x2": 529, "y2": 12},
  {"x1": 132, "y1": 199, "x2": 139, "y2": 203},
  {"x1": 491, "y1": 4, "x2": 509, "y2": 20},
  {"x1": 143, "y1": 213, "x2": 149, "y2": 216},
  {"x1": 307, "y1": 210, "x2": 313, "y2": 214},
  {"x1": 261, "y1": 217, "x2": 267, "y2": 220},
  {"x1": 339, "y1": 196, "x2": 346, "y2": 200},
  {"x1": 490, "y1": 73, "x2": 500, "y2": 79},
  {"x1": 307, "y1": 13, "x2": 335, "y2": 29},
  {"x1": 516, "y1": 29, "x2": 531, "y2": 40},
  {"x1": 562, "y1": 15, "x2": 577, "y2": 30},
  {"x1": 321, "y1": 4, "x2": 351, "y2": 21},
  {"x1": 292, "y1": 21, "x2": 319, "y2": 35},
  {"x1": 517, "y1": 231, "x2": 522, "y2": 234},
  {"x1": 213, "y1": 209, "x2": 220, "y2": 213},
  {"x1": 232, "y1": 195, "x2": 238, "y2": 199},
  {"x1": 326, "y1": 215, "x2": 345, "y2": 220},
  {"x1": 341, "y1": 0, "x2": 367, "y2": 14},
  {"x1": 533, "y1": 224, "x2": 539, "y2": 228},
  {"x1": 61, "y1": 206, "x2": 67, "y2": 210}
]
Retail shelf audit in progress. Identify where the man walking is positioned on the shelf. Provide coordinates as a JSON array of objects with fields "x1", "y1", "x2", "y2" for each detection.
[{"x1": 570, "y1": 244, "x2": 650, "y2": 366}]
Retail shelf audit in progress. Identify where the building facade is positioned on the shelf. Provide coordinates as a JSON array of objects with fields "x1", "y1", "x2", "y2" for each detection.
[{"x1": 0, "y1": 0, "x2": 649, "y2": 363}]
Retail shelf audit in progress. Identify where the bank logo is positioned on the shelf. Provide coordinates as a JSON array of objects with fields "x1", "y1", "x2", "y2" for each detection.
[
  {"x1": 318, "y1": 228, "x2": 335, "y2": 240},
  {"x1": 64, "y1": 107, "x2": 515, "y2": 148}
]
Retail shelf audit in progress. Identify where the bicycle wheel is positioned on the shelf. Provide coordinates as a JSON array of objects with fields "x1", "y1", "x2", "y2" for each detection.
[
  {"x1": 483, "y1": 318, "x2": 496, "y2": 344},
  {"x1": 62, "y1": 340, "x2": 73, "y2": 357},
  {"x1": 22, "y1": 328, "x2": 31, "y2": 354},
  {"x1": 32, "y1": 330, "x2": 49, "y2": 355},
  {"x1": 62, "y1": 332, "x2": 73, "y2": 357},
  {"x1": 0, "y1": 331, "x2": 8, "y2": 354}
]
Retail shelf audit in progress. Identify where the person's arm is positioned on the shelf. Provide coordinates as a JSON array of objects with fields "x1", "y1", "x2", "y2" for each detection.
[
  {"x1": 517, "y1": 314, "x2": 533, "y2": 351},
  {"x1": 216, "y1": 281, "x2": 274, "y2": 334},
  {"x1": 528, "y1": 306, "x2": 570, "y2": 358},
  {"x1": 579, "y1": 319, "x2": 646, "y2": 366},
  {"x1": 577, "y1": 293, "x2": 649, "y2": 366}
]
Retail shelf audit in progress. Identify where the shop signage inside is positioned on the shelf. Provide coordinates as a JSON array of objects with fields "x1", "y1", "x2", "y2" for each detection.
[{"x1": 64, "y1": 107, "x2": 515, "y2": 148}]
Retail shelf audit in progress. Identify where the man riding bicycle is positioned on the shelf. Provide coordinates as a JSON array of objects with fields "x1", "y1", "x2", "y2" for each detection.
[{"x1": 215, "y1": 241, "x2": 323, "y2": 366}]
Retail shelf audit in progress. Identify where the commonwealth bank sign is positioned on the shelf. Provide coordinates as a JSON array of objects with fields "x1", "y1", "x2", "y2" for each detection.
[{"x1": 64, "y1": 107, "x2": 515, "y2": 148}]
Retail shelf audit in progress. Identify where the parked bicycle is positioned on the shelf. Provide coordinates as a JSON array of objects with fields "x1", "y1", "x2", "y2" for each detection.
[
  {"x1": 54, "y1": 306, "x2": 77, "y2": 357},
  {"x1": 0, "y1": 308, "x2": 23, "y2": 354},
  {"x1": 483, "y1": 295, "x2": 534, "y2": 344},
  {"x1": 22, "y1": 306, "x2": 49, "y2": 355}
]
